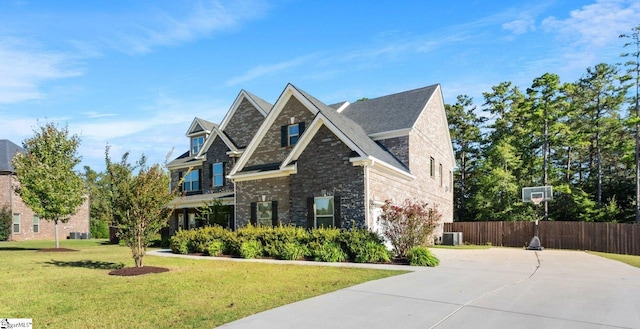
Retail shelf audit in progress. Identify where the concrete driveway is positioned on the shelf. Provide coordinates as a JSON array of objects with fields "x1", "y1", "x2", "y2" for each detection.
[{"x1": 218, "y1": 248, "x2": 640, "y2": 329}]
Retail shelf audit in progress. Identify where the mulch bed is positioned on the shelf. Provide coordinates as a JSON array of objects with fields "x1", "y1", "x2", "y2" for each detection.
[
  {"x1": 37, "y1": 248, "x2": 79, "y2": 252},
  {"x1": 109, "y1": 266, "x2": 170, "y2": 276}
]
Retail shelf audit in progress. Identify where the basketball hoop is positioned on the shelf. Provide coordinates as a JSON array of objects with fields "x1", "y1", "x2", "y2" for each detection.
[
  {"x1": 529, "y1": 191, "x2": 545, "y2": 205},
  {"x1": 531, "y1": 197, "x2": 543, "y2": 205}
]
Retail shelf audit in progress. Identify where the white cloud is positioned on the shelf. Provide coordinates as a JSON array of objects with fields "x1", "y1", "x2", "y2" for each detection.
[
  {"x1": 503, "y1": 17, "x2": 536, "y2": 35},
  {"x1": 225, "y1": 54, "x2": 319, "y2": 86},
  {"x1": 542, "y1": 0, "x2": 640, "y2": 48},
  {"x1": 114, "y1": 0, "x2": 269, "y2": 54},
  {"x1": 0, "y1": 37, "x2": 82, "y2": 104}
]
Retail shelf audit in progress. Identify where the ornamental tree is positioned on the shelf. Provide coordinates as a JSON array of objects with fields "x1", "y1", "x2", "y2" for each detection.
[
  {"x1": 106, "y1": 147, "x2": 177, "y2": 267},
  {"x1": 378, "y1": 199, "x2": 440, "y2": 258},
  {"x1": 12, "y1": 122, "x2": 85, "y2": 248}
]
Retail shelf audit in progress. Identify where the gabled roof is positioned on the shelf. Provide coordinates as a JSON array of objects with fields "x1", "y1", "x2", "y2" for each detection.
[
  {"x1": 195, "y1": 126, "x2": 240, "y2": 158},
  {"x1": 229, "y1": 84, "x2": 413, "y2": 180},
  {"x1": 186, "y1": 117, "x2": 216, "y2": 137},
  {"x1": 340, "y1": 84, "x2": 439, "y2": 135},
  {"x1": 219, "y1": 90, "x2": 272, "y2": 131},
  {"x1": 0, "y1": 139, "x2": 25, "y2": 173}
]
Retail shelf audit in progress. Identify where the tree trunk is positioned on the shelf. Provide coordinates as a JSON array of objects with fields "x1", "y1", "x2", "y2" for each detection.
[{"x1": 55, "y1": 217, "x2": 60, "y2": 248}]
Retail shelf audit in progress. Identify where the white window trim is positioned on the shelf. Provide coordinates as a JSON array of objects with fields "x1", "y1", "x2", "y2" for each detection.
[
  {"x1": 12, "y1": 213, "x2": 20, "y2": 234},
  {"x1": 257, "y1": 201, "x2": 272, "y2": 226},
  {"x1": 183, "y1": 170, "x2": 200, "y2": 192},
  {"x1": 191, "y1": 136, "x2": 205, "y2": 155},
  {"x1": 33, "y1": 215, "x2": 40, "y2": 233},
  {"x1": 213, "y1": 163, "x2": 224, "y2": 187}
]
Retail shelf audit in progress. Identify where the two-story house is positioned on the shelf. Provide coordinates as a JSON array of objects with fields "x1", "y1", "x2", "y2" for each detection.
[
  {"x1": 167, "y1": 83, "x2": 454, "y2": 237},
  {"x1": 0, "y1": 139, "x2": 90, "y2": 241}
]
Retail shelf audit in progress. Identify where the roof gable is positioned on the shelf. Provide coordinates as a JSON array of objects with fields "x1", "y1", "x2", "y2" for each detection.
[
  {"x1": 195, "y1": 127, "x2": 239, "y2": 158},
  {"x1": 0, "y1": 139, "x2": 25, "y2": 172},
  {"x1": 186, "y1": 117, "x2": 216, "y2": 137},
  {"x1": 219, "y1": 90, "x2": 272, "y2": 132},
  {"x1": 341, "y1": 84, "x2": 439, "y2": 135}
]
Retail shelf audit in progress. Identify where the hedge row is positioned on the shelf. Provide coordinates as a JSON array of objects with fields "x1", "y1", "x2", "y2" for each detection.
[
  {"x1": 169, "y1": 225, "x2": 440, "y2": 266},
  {"x1": 169, "y1": 225, "x2": 392, "y2": 263}
]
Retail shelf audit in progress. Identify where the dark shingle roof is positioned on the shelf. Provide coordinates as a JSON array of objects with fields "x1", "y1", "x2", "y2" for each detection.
[
  {"x1": 292, "y1": 86, "x2": 409, "y2": 172},
  {"x1": 340, "y1": 84, "x2": 439, "y2": 135},
  {"x1": 0, "y1": 139, "x2": 25, "y2": 172},
  {"x1": 195, "y1": 117, "x2": 217, "y2": 132},
  {"x1": 245, "y1": 90, "x2": 274, "y2": 113}
]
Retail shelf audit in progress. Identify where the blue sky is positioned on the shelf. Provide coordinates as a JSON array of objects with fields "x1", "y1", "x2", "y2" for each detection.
[{"x1": 1, "y1": 0, "x2": 639, "y2": 171}]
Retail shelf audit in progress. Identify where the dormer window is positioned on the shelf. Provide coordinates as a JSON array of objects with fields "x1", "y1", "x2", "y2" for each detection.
[{"x1": 191, "y1": 136, "x2": 204, "y2": 155}]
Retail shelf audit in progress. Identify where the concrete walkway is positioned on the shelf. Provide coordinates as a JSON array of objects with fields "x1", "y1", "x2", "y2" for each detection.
[{"x1": 150, "y1": 248, "x2": 640, "y2": 328}]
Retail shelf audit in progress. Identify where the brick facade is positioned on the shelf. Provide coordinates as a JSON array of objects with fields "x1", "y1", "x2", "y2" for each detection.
[
  {"x1": 245, "y1": 96, "x2": 315, "y2": 167},
  {"x1": 1, "y1": 173, "x2": 90, "y2": 241},
  {"x1": 224, "y1": 98, "x2": 265, "y2": 148},
  {"x1": 236, "y1": 176, "x2": 290, "y2": 227}
]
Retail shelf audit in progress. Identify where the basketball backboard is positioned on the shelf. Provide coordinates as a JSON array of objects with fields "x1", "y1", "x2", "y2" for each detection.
[{"x1": 522, "y1": 186, "x2": 553, "y2": 205}]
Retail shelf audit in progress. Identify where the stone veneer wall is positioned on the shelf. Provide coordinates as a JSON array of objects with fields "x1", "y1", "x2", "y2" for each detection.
[
  {"x1": 236, "y1": 176, "x2": 290, "y2": 227},
  {"x1": 245, "y1": 96, "x2": 315, "y2": 167},
  {"x1": 223, "y1": 98, "x2": 266, "y2": 148},
  {"x1": 290, "y1": 125, "x2": 365, "y2": 228},
  {"x1": 0, "y1": 173, "x2": 90, "y2": 241}
]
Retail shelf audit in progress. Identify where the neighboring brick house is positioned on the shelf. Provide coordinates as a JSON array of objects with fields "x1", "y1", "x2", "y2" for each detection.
[
  {"x1": 168, "y1": 83, "x2": 454, "y2": 237},
  {"x1": 0, "y1": 139, "x2": 90, "y2": 241}
]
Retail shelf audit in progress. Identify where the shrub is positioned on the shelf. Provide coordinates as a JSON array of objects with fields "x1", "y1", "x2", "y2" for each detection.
[
  {"x1": 354, "y1": 241, "x2": 391, "y2": 263},
  {"x1": 206, "y1": 240, "x2": 224, "y2": 256},
  {"x1": 0, "y1": 206, "x2": 11, "y2": 241},
  {"x1": 89, "y1": 218, "x2": 109, "y2": 239},
  {"x1": 312, "y1": 242, "x2": 347, "y2": 262},
  {"x1": 407, "y1": 246, "x2": 439, "y2": 267},
  {"x1": 169, "y1": 229, "x2": 195, "y2": 254},
  {"x1": 265, "y1": 241, "x2": 308, "y2": 260},
  {"x1": 379, "y1": 199, "x2": 441, "y2": 258},
  {"x1": 338, "y1": 228, "x2": 387, "y2": 262},
  {"x1": 240, "y1": 240, "x2": 264, "y2": 259},
  {"x1": 222, "y1": 234, "x2": 243, "y2": 257}
]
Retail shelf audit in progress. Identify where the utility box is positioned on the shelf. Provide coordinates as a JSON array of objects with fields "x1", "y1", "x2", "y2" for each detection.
[
  {"x1": 69, "y1": 232, "x2": 81, "y2": 239},
  {"x1": 443, "y1": 232, "x2": 463, "y2": 246}
]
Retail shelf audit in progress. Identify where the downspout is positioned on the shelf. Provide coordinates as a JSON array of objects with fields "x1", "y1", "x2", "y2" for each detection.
[
  {"x1": 9, "y1": 173, "x2": 13, "y2": 241},
  {"x1": 364, "y1": 165, "x2": 370, "y2": 230}
]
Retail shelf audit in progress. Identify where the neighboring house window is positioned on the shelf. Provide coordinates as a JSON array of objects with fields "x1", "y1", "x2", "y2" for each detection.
[
  {"x1": 191, "y1": 136, "x2": 204, "y2": 154},
  {"x1": 33, "y1": 215, "x2": 40, "y2": 233},
  {"x1": 257, "y1": 202, "x2": 272, "y2": 226},
  {"x1": 430, "y1": 157, "x2": 435, "y2": 178},
  {"x1": 281, "y1": 122, "x2": 305, "y2": 147},
  {"x1": 439, "y1": 163, "x2": 443, "y2": 187},
  {"x1": 177, "y1": 213, "x2": 184, "y2": 229},
  {"x1": 12, "y1": 213, "x2": 20, "y2": 233},
  {"x1": 314, "y1": 197, "x2": 334, "y2": 228},
  {"x1": 212, "y1": 162, "x2": 224, "y2": 187},
  {"x1": 183, "y1": 170, "x2": 200, "y2": 192},
  {"x1": 188, "y1": 213, "x2": 196, "y2": 230}
]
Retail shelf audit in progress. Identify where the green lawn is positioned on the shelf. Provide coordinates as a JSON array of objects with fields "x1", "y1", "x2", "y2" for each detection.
[
  {"x1": 588, "y1": 251, "x2": 640, "y2": 268},
  {"x1": 0, "y1": 239, "x2": 406, "y2": 328}
]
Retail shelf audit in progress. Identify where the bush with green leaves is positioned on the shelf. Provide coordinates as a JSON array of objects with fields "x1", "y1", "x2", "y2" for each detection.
[
  {"x1": 264, "y1": 241, "x2": 308, "y2": 260},
  {"x1": 0, "y1": 206, "x2": 11, "y2": 241},
  {"x1": 354, "y1": 241, "x2": 391, "y2": 263},
  {"x1": 312, "y1": 242, "x2": 347, "y2": 262},
  {"x1": 339, "y1": 228, "x2": 389, "y2": 263},
  {"x1": 89, "y1": 218, "x2": 109, "y2": 239},
  {"x1": 407, "y1": 246, "x2": 439, "y2": 267},
  {"x1": 206, "y1": 240, "x2": 225, "y2": 256},
  {"x1": 240, "y1": 239, "x2": 264, "y2": 259}
]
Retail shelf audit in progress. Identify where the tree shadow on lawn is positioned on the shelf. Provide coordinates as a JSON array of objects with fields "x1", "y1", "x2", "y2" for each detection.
[
  {"x1": 44, "y1": 259, "x2": 125, "y2": 270},
  {"x1": 0, "y1": 246, "x2": 43, "y2": 251}
]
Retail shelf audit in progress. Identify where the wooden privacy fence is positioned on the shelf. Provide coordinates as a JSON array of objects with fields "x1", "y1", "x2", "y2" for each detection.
[{"x1": 444, "y1": 221, "x2": 640, "y2": 255}]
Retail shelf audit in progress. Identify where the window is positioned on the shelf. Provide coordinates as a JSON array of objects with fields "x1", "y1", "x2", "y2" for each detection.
[
  {"x1": 183, "y1": 170, "x2": 200, "y2": 192},
  {"x1": 288, "y1": 124, "x2": 299, "y2": 145},
  {"x1": 430, "y1": 157, "x2": 435, "y2": 178},
  {"x1": 188, "y1": 213, "x2": 196, "y2": 230},
  {"x1": 33, "y1": 215, "x2": 40, "y2": 233},
  {"x1": 212, "y1": 162, "x2": 224, "y2": 187},
  {"x1": 257, "y1": 202, "x2": 272, "y2": 226},
  {"x1": 191, "y1": 136, "x2": 204, "y2": 154},
  {"x1": 281, "y1": 122, "x2": 305, "y2": 147},
  {"x1": 315, "y1": 197, "x2": 334, "y2": 228},
  {"x1": 12, "y1": 213, "x2": 20, "y2": 233},
  {"x1": 177, "y1": 213, "x2": 184, "y2": 229},
  {"x1": 439, "y1": 163, "x2": 443, "y2": 187}
]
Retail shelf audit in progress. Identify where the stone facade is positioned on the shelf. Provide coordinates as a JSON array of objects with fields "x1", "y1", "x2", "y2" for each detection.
[
  {"x1": 0, "y1": 173, "x2": 90, "y2": 241},
  {"x1": 236, "y1": 176, "x2": 290, "y2": 227},
  {"x1": 245, "y1": 97, "x2": 315, "y2": 168},
  {"x1": 224, "y1": 98, "x2": 265, "y2": 148},
  {"x1": 376, "y1": 136, "x2": 410, "y2": 169},
  {"x1": 202, "y1": 136, "x2": 235, "y2": 194}
]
